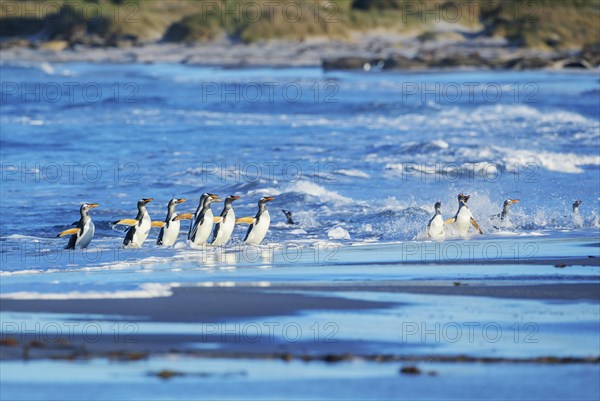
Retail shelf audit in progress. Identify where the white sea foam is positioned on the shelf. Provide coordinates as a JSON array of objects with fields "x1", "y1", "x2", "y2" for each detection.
[
  {"x1": 284, "y1": 180, "x2": 352, "y2": 204},
  {"x1": 0, "y1": 283, "x2": 175, "y2": 300}
]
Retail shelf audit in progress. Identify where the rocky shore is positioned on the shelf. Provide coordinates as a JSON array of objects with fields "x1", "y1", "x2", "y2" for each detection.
[{"x1": 2, "y1": 31, "x2": 599, "y2": 71}]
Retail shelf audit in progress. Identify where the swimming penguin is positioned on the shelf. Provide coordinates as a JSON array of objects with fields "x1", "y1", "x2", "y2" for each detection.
[
  {"x1": 237, "y1": 197, "x2": 275, "y2": 245},
  {"x1": 427, "y1": 202, "x2": 445, "y2": 239},
  {"x1": 56, "y1": 203, "x2": 99, "y2": 249},
  {"x1": 491, "y1": 199, "x2": 520, "y2": 229},
  {"x1": 186, "y1": 193, "x2": 222, "y2": 245},
  {"x1": 444, "y1": 193, "x2": 483, "y2": 236},
  {"x1": 155, "y1": 198, "x2": 186, "y2": 246},
  {"x1": 282, "y1": 209, "x2": 296, "y2": 225},
  {"x1": 572, "y1": 200, "x2": 583, "y2": 227},
  {"x1": 113, "y1": 198, "x2": 153, "y2": 248},
  {"x1": 210, "y1": 195, "x2": 240, "y2": 246}
]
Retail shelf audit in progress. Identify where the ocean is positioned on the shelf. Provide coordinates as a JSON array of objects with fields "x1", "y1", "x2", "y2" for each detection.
[{"x1": 0, "y1": 62, "x2": 599, "y2": 400}]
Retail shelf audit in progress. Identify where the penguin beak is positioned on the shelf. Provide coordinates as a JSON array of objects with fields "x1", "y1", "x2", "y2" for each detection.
[
  {"x1": 209, "y1": 194, "x2": 222, "y2": 202},
  {"x1": 511, "y1": 199, "x2": 520, "y2": 204},
  {"x1": 230, "y1": 196, "x2": 240, "y2": 201},
  {"x1": 89, "y1": 203, "x2": 99, "y2": 209},
  {"x1": 176, "y1": 198, "x2": 186, "y2": 203},
  {"x1": 264, "y1": 197, "x2": 275, "y2": 202},
  {"x1": 142, "y1": 198, "x2": 153, "y2": 204}
]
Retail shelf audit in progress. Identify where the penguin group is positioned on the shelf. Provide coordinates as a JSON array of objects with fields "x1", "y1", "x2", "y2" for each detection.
[
  {"x1": 427, "y1": 195, "x2": 585, "y2": 239},
  {"x1": 56, "y1": 195, "x2": 275, "y2": 249},
  {"x1": 57, "y1": 193, "x2": 589, "y2": 249}
]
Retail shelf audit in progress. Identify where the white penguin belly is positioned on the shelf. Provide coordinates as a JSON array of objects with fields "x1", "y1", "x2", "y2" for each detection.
[
  {"x1": 245, "y1": 211, "x2": 270, "y2": 245},
  {"x1": 212, "y1": 210, "x2": 235, "y2": 246},
  {"x1": 161, "y1": 216, "x2": 181, "y2": 246},
  {"x1": 455, "y1": 208, "x2": 472, "y2": 236},
  {"x1": 192, "y1": 210, "x2": 214, "y2": 245},
  {"x1": 428, "y1": 215, "x2": 445, "y2": 239},
  {"x1": 77, "y1": 220, "x2": 95, "y2": 249},
  {"x1": 132, "y1": 213, "x2": 151, "y2": 247}
]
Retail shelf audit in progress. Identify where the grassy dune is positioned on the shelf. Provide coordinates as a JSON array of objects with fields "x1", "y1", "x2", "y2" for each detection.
[{"x1": 0, "y1": 0, "x2": 598, "y2": 49}]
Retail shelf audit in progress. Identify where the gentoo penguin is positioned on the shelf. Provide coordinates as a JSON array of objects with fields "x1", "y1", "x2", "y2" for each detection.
[
  {"x1": 155, "y1": 198, "x2": 186, "y2": 246},
  {"x1": 113, "y1": 198, "x2": 153, "y2": 248},
  {"x1": 492, "y1": 199, "x2": 520, "y2": 229},
  {"x1": 237, "y1": 197, "x2": 275, "y2": 245},
  {"x1": 572, "y1": 200, "x2": 583, "y2": 227},
  {"x1": 427, "y1": 202, "x2": 445, "y2": 239},
  {"x1": 185, "y1": 193, "x2": 221, "y2": 245},
  {"x1": 444, "y1": 193, "x2": 483, "y2": 236},
  {"x1": 498, "y1": 199, "x2": 520, "y2": 222},
  {"x1": 210, "y1": 195, "x2": 240, "y2": 246},
  {"x1": 282, "y1": 209, "x2": 296, "y2": 225},
  {"x1": 57, "y1": 203, "x2": 99, "y2": 249}
]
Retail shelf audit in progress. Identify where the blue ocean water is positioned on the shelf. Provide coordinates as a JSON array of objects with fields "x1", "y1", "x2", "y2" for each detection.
[{"x1": 0, "y1": 63, "x2": 599, "y2": 296}]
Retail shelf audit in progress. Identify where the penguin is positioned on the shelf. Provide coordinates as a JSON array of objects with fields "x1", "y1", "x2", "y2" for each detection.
[
  {"x1": 210, "y1": 195, "x2": 240, "y2": 246},
  {"x1": 155, "y1": 198, "x2": 186, "y2": 246},
  {"x1": 444, "y1": 193, "x2": 483, "y2": 236},
  {"x1": 57, "y1": 203, "x2": 99, "y2": 249},
  {"x1": 282, "y1": 209, "x2": 296, "y2": 225},
  {"x1": 491, "y1": 199, "x2": 520, "y2": 229},
  {"x1": 113, "y1": 198, "x2": 153, "y2": 248},
  {"x1": 573, "y1": 200, "x2": 583, "y2": 215},
  {"x1": 572, "y1": 200, "x2": 583, "y2": 227},
  {"x1": 427, "y1": 202, "x2": 445, "y2": 239},
  {"x1": 237, "y1": 197, "x2": 275, "y2": 245},
  {"x1": 186, "y1": 193, "x2": 222, "y2": 245}
]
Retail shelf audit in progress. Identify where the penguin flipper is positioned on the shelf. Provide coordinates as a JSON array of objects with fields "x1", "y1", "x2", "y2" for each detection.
[
  {"x1": 444, "y1": 217, "x2": 456, "y2": 225},
  {"x1": 470, "y1": 217, "x2": 483, "y2": 234},
  {"x1": 57, "y1": 228, "x2": 80, "y2": 237},
  {"x1": 123, "y1": 226, "x2": 134, "y2": 246},
  {"x1": 236, "y1": 217, "x2": 255, "y2": 224},
  {"x1": 65, "y1": 234, "x2": 78, "y2": 249},
  {"x1": 151, "y1": 221, "x2": 166, "y2": 228},
  {"x1": 189, "y1": 217, "x2": 204, "y2": 242},
  {"x1": 174, "y1": 213, "x2": 193, "y2": 221},
  {"x1": 113, "y1": 219, "x2": 138, "y2": 226},
  {"x1": 243, "y1": 224, "x2": 254, "y2": 242},
  {"x1": 213, "y1": 217, "x2": 222, "y2": 223},
  {"x1": 211, "y1": 222, "x2": 221, "y2": 244},
  {"x1": 156, "y1": 227, "x2": 164, "y2": 245}
]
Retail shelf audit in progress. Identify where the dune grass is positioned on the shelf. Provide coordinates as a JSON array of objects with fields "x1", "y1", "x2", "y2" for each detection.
[{"x1": 0, "y1": 0, "x2": 598, "y2": 49}]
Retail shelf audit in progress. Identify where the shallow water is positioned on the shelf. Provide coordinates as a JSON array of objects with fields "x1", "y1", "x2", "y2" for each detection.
[
  {"x1": 1, "y1": 63, "x2": 599, "y2": 294},
  {"x1": 1, "y1": 63, "x2": 599, "y2": 400}
]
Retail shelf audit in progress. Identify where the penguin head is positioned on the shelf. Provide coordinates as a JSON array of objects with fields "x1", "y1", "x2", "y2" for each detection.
[
  {"x1": 225, "y1": 195, "x2": 240, "y2": 207},
  {"x1": 458, "y1": 194, "x2": 470, "y2": 204},
  {"x1": 203, "y1": 193, "x2": 222, "y2": 207},
  {"x1": 573, "y1": 200, "x2": 583, "y2": 207},
  {"x1": 138, "y1": 198, "x2": 153, "y2": 207},
  {"x1": 434, "y1": 201, "x2": 442, "y2": 210},
  {"x1": 169, "y1": 198, "x2": 186, "y2": 206},
  {"x1": 259, "y1": 196, "x2": 275, "y2": 205},
  {"x1": 81, "y1": 203, "x2": 99, "y2": 213},
  {"x1": 168, "y1": 198, "x2": 186, "y2": 211}
]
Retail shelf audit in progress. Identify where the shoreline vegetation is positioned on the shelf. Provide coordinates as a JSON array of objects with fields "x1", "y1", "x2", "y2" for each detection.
[{"x1": 1, "y1": 0, "x2": 599, "y2": 70}]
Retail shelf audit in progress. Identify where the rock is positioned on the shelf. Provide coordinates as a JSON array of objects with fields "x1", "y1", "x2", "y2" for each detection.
[
  {"x1": 429, "y1": 51, "x2": 490, "y2": 68},
  {"x1": 383, "y1": 55, "x2": 426, "y2": 70},
  {"x1": 322, "y1": 56, "x2": 376, "y2": 71},
  {"x1": 504, "y1": 56, "x2": 552, "y2": 70},
  {"x1": 400, "y1": 366, "x2": 422, "y2": 375},
  {"x1": 580, "y1": 43, "x2": 600, "y2": 67},
  {"x1": 551, "y1": 58, "x2": 592, "y2": 69},
  {"x1": 0, "y1": 38, "x2": 33, "y2": 50},
  {"x1": 39, "y1": 40, "x2": 69, "y2": 51}
]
